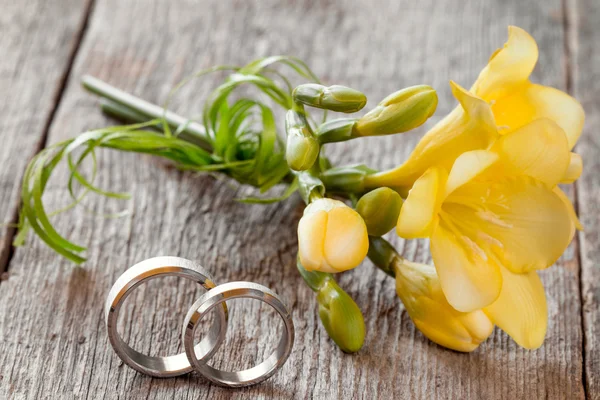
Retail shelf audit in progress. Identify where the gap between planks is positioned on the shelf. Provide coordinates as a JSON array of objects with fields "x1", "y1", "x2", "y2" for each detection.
[
  {"x1": 563, "y1": 0, "x2": 589, "y2": 397},
  {"x1": 0, "y1": 0, "x2": 97, "y2": 281}
]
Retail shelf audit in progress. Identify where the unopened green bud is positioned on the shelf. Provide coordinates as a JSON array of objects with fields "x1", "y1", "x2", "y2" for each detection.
[
  {"x1": 355, "y1": 85, "x2": 437, "y2": 136},
  {"x1": 316, "y1": 118, "x2": 358, "y2": 143},
  {"x1": 320, "y1": 164, "x2": 375, "y2": 193},
  {"x1": 285, "y1": 110, "x2": 320, "y2": 171},
  {"x1": 293, "y1": 84, "x2": 367, "y2": 113},
  {"x1": 286, "y1": 135, "x2": 320, "y2": 171},
  {"x1": 356, "y1": 188, "x2": 403, "y2": 236},
  {"x1": 317, "y1": 279, "x2": 365, "y2": 353}
]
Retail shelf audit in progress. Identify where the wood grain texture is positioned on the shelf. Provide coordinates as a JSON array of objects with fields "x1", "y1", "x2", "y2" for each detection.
[
  {"x1": 572, "y1": 0, "x2": 600, "y2": 398},
  {"x1": 0, "y1": 0, "x2": 590, "y2": 398},
  {"x1": 0, "y1": 0, "x2": 93, "y2": 272}
]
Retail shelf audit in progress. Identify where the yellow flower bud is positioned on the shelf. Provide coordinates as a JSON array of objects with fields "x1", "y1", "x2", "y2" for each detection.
[
  {"x1": 355, "y1": 85, "x2": 437, "y2": 136},
  {"x1": 293, "y1": 84, "x2": 367, "y2": 113},
  {"x1": 395, "y1": 260, "x2": 493, "y2": 352},
  {"x1": 356, "y1": 188, "x2": 402, "y2": 236},
  {"x1": 317, "y1": 279, "x2": 366, "y2": 353},
  {"x1": 298, "y1": 198, "x2": 369, "y2": 273}
]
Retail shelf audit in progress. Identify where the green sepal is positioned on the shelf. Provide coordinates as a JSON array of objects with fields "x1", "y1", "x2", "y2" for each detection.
[
  {"x1": 293, "y1": 84, "x2": 366, "y2": 113},
  {"x1": 296, "y1": 256, "x2": 331, "y2": 291},
  {"x1": 316, "y1": 118, "x2": 359, "y2": 143},
  {"x1": 296, "y1": 171, "x2": 325, "y2": 204},
  {"x1": 319, "y1": 164, "x2": 376, "y2": 194}
]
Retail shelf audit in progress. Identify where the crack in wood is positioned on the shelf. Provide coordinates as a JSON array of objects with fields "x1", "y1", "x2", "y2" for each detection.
[
  {"x1": 0, "y1": 0, "x2": 97, "y2": 282},
  {"x1": 0, "y1": 1, "x2": 594, "y2": 398},
  {"x1": 563, "y1": 0, "x2": 590, "y2": 398}
]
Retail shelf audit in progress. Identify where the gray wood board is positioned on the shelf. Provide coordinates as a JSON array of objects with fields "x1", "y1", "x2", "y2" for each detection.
[
  {"x1": 0, "y1": 0, "x2": 93, "y2": 272},
  {"x1": 0, "y1": 0, "x2": 590, "y2": 398},
  {"x1": 572, "y1": 0, "x2": 600, "y2": 398}
]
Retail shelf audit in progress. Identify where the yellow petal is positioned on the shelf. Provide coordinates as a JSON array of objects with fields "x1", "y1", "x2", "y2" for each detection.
[
  {"x1": 450, "y1": 81, "x2": 497, "y2": 135},
  {"x1": 472, "y1": 26, "x2": 539, "y2": 101},
  {"x1": 445, "y1": 150, "x2": 499, "y2": 197},
  {"x1": 396, "y1": 167, "x2": 446, "y2": 239},
  {"x1": 323, "y1": 206, "x2": 369, "y2": 271},
  {"x1": 430, "y1": 222, "x2": 502, "y2": 312},
  {"x1": 413, "y1": 303, "x2": 492, "y2": 353},
  {"x1": 491, "y1": 118, "x2": 570, "y2": 187},
  {"x1": 298, "y1": 210, "x2": 331, "y2": 272},
  {"x1": 560, "y1": 153, "x2": 583, "y2": 184},
  {"x1": 455, "y1": 309, "x2": 495, "y2": 346},
  {"x1": 364, "y1": 83, "x2": 497, "y2": 190},
  {"x1": 491, "y1": 83, "x2": 585, "y2": 149},
  {"x1": 484, "y1": 267, "x2": 547, "y2": 349},
  {"x1": 447, "y1": 177, "x2": 573, "y2": 273},
  {"x1": 395, "y1": 260, "x2": 494, "y2": 352},
  {"x1": 553, "y1": 186, "x2": 583, "y2": 233}
]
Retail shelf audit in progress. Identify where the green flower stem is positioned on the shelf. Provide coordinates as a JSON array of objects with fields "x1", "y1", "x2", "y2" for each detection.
[
  {"x1": 296, "y1": 257, "x2": 331, "y2": 291},
  {"x1": 367, "y1": 236, "x2": 403, "y2": 278},
  {"x1": 101, "y1": 99, "x2": 297, "y2": 187},
  {"x1": 291, "y1": 100, "x2": 306, "y2": 114},
  {"x1": 99, "y1": 101, "x2": 209, "y2": 151},
  {"x1": 100, "y1": 100, "x2": 148, "y2": 125},
  {"x1": 308, "y1": 189, "x2": 323, "y2": 203},
  {"x1": 295, "y1": 169, "x2": 325, "y2": 204},
  {"x1": 82, "y1": 76, "x2": 212, "y2": 152}
]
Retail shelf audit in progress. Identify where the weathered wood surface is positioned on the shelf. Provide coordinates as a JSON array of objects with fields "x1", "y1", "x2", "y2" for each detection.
[
  {"x1": 0, "y1": 0, "x2": 93, "y2": 272},
  {"x1": 0, "y1": 0, "x2": 595, "y2": 398},
  {"x1": 573, "y1": 0, "x2": 600, "y2": 398}
]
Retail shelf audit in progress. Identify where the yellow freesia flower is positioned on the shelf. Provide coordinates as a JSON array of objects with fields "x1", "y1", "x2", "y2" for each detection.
[
  {"x1": 396, "y1": 142, "x2": 573, "y2": 347},
  {"x1": 364, "y1": 26, "x2": 585, "y2": 349},
  {"x1": 364, "y1": 26, "x2": 584, "y2": 191},
  {"x1": 364, "y1": 81, "x2": 498, "y2": 192},
  {"x1": 394, "y1": 259, "x2": 493, "y2": 352},
  {"x1": 298, "y1": 198, "x2": 369, "y2": 273},
  {"x1": 473, "y1": 27, "x2": 583, "y2": 149}
]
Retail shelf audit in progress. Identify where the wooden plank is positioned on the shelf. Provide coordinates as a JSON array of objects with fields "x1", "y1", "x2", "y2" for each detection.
[
  {"x1": 572, "y1": 0, "x2": 600, "y2": 397},
  {"x1": 0, "y1": 0, "x2": 586, "y2": 398},
  {"x1": 0, "y1": 0, "x2": 94, "y2": 273}
]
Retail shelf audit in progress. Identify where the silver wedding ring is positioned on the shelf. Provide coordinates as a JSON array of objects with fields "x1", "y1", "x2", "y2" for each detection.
[
  {"x1": 105, "y1": 257, "x2": 294, "y2": 386},
  {"x1": 104, "y1": 256, "x2": 228, "y2": 377},
  {"x1": 183, "y1": 281, "x2": 295, "y2": 387}
]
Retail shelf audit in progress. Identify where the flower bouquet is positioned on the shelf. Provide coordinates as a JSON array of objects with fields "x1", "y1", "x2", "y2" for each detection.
[{"x1": 16, "y1": 26, "x2": 584, "y2": 353}]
